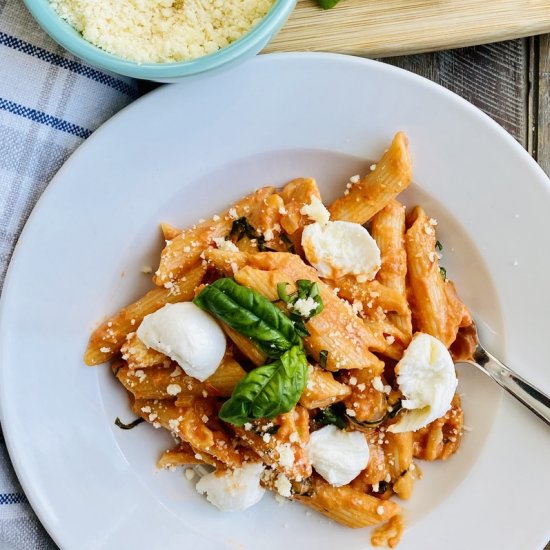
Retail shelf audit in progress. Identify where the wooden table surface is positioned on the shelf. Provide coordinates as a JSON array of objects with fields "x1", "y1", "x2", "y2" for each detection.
[{"x1": 380, "y1": 35, "x2": 549, "y2": 177}]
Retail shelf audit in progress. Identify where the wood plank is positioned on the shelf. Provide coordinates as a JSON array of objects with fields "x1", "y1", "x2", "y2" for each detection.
[
  {"x1": 536, "y1": 35, "x2": 550, "y2": 176},
  {"x1": 380, "y1": 40, "x2": 528, "y2": 145},
  {"x1": 266, "y1": 0, "x2": 550, "y2": 58}
]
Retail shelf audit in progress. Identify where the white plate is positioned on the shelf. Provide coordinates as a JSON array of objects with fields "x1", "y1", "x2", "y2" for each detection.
[{"x1": 1, "y1": 53, "x2": 550, "y2": 550}]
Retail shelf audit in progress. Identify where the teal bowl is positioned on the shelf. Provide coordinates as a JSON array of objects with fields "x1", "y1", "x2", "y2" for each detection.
[{"x1": 22, "y1": 0, "x2": 297, "y2": 82}]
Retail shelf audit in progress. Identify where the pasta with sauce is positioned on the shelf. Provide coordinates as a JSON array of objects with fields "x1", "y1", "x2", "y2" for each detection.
[{"x1": 85, "y1": 132, "x2": 473, "y2": 548}]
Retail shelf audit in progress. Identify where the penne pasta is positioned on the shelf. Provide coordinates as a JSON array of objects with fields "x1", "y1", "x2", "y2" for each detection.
[
  {"x1": 117, "y1": 352, "x2": 246, "y2": 400},
  {"x1": 121, "y1": 332, "x2": 169, "y2": 369},
  {"x1": 221, "y1": 324, "x2": 267, "y2": 366},
  {"x1": 332, "y1": 277, "x2": 409, "y2": 317},
  {"x1": 157, "y1": 442, "x2": 205, "y2": 469},
  {"x1": 85, "y1": 262, "x2": 206, "y2": 365},
  {"x1": 203, "y1": 247, "x2": 250, "y2": 276},
  {"x1": 371, "y1": 514, "x2": 405, "y2": 548},
  {"x1": 294, "y1": 475, "x2": 400, "y2": 528},
  {"x1": 279, "y1": 177, "x2": 321, "y2": 236},
  {"x1": 370, "y1": 199, "x2": 412, "y2": 344},
  {"x1": 154, "y1": 187, "x2": 274, "y2": 286},
  {"x1": 234, "y1": 408, "x2": 311, "y2": 481},
  {"x1": 89, "y1": 134, "x2": 474, "y2": 545},
  {"x1": 160, "y1": 221, "x2": 182, "y2": 241},
  {"x1": 412, "y1": 394, "x2": 463, "y2": 461},
  {"x1": 299, "y1": 366, "x2": 351, "y2": 409},
  {"x1": 341, "y1": 370, "x2": 388, "y2": 424},
  {"x1": 236, "y1": 252, "x2": 385, "y2": 374},
  {"x1": 329, "y1": 132, "x2": 413, "y2": 224},
  {"x1": 405, "y1": 207, "x2": 466, "y2": 347}
]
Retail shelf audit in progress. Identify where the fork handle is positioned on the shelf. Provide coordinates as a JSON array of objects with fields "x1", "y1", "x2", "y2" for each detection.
[{"x1": 473, "y1": 347, "x2": 550, "y2": 427}]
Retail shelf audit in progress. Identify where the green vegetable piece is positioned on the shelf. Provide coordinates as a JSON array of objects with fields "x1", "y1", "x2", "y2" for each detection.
[
  {"x1": 194, "y1": 278, "x2": 299, "y2": 358},
  {"x1": 440, "y1": 266, "x2": 447, "y2": 280},
  {"x1": 114, "y1": 416, "x2": 145, "y2": 430},
  {"x1": 229, "y1": 217, "x2": 274, "y2": 252},
  {"x1": 319, "y1": 349, "x2": 329, "y2": 369},
  {"x1": 315, "y1": 404, "x2": 347, "y2": 429},
  {"x1": 435, "y1": 240, "x2": 443, "y2": 251},
  {"x1": 317, "y1": 0, "x2": 341, "y2": 8},
  {"x1": 277, "y1": 279, "x2": 324, "y2": 338},
  {"x1": 219, "y1": 345, "x2": 309, "y2": 425}
]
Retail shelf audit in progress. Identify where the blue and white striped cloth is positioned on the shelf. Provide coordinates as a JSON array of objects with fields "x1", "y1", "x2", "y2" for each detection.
[{"x1": 0, "y1": 1, "x2": 138, "y2": 547}]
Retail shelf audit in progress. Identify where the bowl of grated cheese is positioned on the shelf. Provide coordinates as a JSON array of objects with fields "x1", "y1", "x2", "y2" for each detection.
[{"x1": 22, "y1": 0, "x2": 296, "y2": 82}]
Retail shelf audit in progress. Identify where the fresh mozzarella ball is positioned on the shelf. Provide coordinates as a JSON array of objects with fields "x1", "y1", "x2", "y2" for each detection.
[
  {"x1": 195, "y1": 463, "x2": 265, "y2": 512},
  {"x1": 388, "y1": 332, "x2": 458, "y2": 433},
  {"x1": 137, "y1": 302, "x2": 225, "y2": 381},
  {"x1": 306, "y1": 425, "x2": 370, "y2": 487},
  {"x1": 301, "y1": 221, "x2": 381, "y2": 280}
]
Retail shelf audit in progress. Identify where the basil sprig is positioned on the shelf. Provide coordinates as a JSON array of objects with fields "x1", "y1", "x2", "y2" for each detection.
[
  {"x1": 195, "y1": 278, "x2": 325, "y2": 425},
  {"x1": 277, "y1": 280, "x2": 324, "y2": 337},
  {"x1": 194, "y1": 278, "x2": 299, "y2": 358},
  {"x1": 219, "y1": 346, "x2": 308, "y2": 425}
]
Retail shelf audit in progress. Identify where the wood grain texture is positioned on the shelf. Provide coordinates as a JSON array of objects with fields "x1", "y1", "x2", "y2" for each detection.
[
  {"x1": 380, "y1": 40, "x2": 529, "y2": 145},
  {"x1": 533, "y1": 35, "x2": 550, "y2": 176},
  {"x1": 265, "y1": 0, "x2": 550, "y2": 58}
]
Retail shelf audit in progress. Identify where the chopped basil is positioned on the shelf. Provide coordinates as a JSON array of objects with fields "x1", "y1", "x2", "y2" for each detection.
[
  {"x1": 319, "y1": 349, "x2": 329, "y2": 369},
  {"x1": 115, "y1": 416, "x2": 145, "y2": 430},
  {"x1": 229, "y1": 217, "x2": 274, "y2": 252},
  {"x1": 435, "y1": 240, "x2": 443, "y2": 251},
  {"x1": 277, "y1": 280, "x2": 323, "y2": 322},
  {"x1": 315, "y1": 403, "x2": 347, "y2": 430},
  {"x1": 280, "y1": 233, "x2": 296, "y2": 254},
  {"x1": 439, "y1": 267, "x2": 447, "y2": 280}
]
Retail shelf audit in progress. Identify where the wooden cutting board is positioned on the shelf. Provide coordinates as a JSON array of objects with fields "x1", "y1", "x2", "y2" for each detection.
[{"x1": 264, "y1": 0, "x2": 550, "y2": 57}]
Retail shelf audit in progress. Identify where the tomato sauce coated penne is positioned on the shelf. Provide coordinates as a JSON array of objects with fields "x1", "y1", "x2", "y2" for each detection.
[{"x1": 86, "y1": 133, "x2": 472, "y2": 548}]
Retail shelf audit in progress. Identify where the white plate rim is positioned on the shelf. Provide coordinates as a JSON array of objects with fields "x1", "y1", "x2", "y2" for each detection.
[{"x1": 1, "y1": 52, "x2": 549, "y2": 550}]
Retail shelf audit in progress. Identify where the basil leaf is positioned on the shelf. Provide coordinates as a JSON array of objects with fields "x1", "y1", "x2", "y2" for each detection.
[
  {"x1": 314, "y1": 404, "x2": 346, "y2": 429},
  {"x1": 194, "y1": 278, "x2": 299, "y2": 358},
  {"x1": 115, "y1": 417, "x2": 144, "y2": 430},
  {"x1": 317, "y1": 0, "x2": 341, "y2": 8},
  {"x1": 439, "y1": 266, "x2": 447, "y2": 280},
  {"x1": 277, "y1": 281, "x2": 292, "y2": 304},
  {"x1": 319, "y1": 350, "x2": 329, "y2": 369},
  {"x1": 219, "y1": 346, "x2": 309, "y2": 425},
  {"x1": 229, "y1": 217, "x2": 274, "y2": 252},
  {"x1": 277, "y1": 280, "x2": 324, "y2": 320},
  {"x1": 435, "y1": 240, "x2": 443, "y2": 251},
  {"x1": 280, "y1": 233, "x2": 295, "y2": 254}
]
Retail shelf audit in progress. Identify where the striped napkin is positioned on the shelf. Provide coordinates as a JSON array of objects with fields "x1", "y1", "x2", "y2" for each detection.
[{"x1": 0, "y1": 0, "x2": 138, "y2": 547}]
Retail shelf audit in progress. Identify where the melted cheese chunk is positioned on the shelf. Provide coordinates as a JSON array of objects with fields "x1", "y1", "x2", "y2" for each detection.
[
  {"x1": 388, "y1": 333, "x2": 457, "y2": 433},
  {"x1": 195, "y1": 463, "x2": 265, "y2": 511},
  {"x1": 137, "y1": 302, "x2": 225, "y2": 381},
  {"x1": 302, "y1": 220, "x2": 381, "y2": 280},
  {"x1": 306, "y1": 425, "x2": 370, "y2": 486}
]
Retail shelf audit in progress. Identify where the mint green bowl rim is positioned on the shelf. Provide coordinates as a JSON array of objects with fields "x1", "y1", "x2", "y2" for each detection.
[{"x1": 22, "y1": 0, "x2": 296, "y2": 79}]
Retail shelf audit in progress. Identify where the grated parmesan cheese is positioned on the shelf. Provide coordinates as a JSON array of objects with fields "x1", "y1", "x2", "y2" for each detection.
[{"x1": 50, "y1": 0, "x2": 275, "y2": 64}]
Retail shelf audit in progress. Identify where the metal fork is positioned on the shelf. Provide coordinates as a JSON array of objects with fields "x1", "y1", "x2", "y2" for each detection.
[{"x1": 461, "y1": 323, "x2": 550, "y2": 427}]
